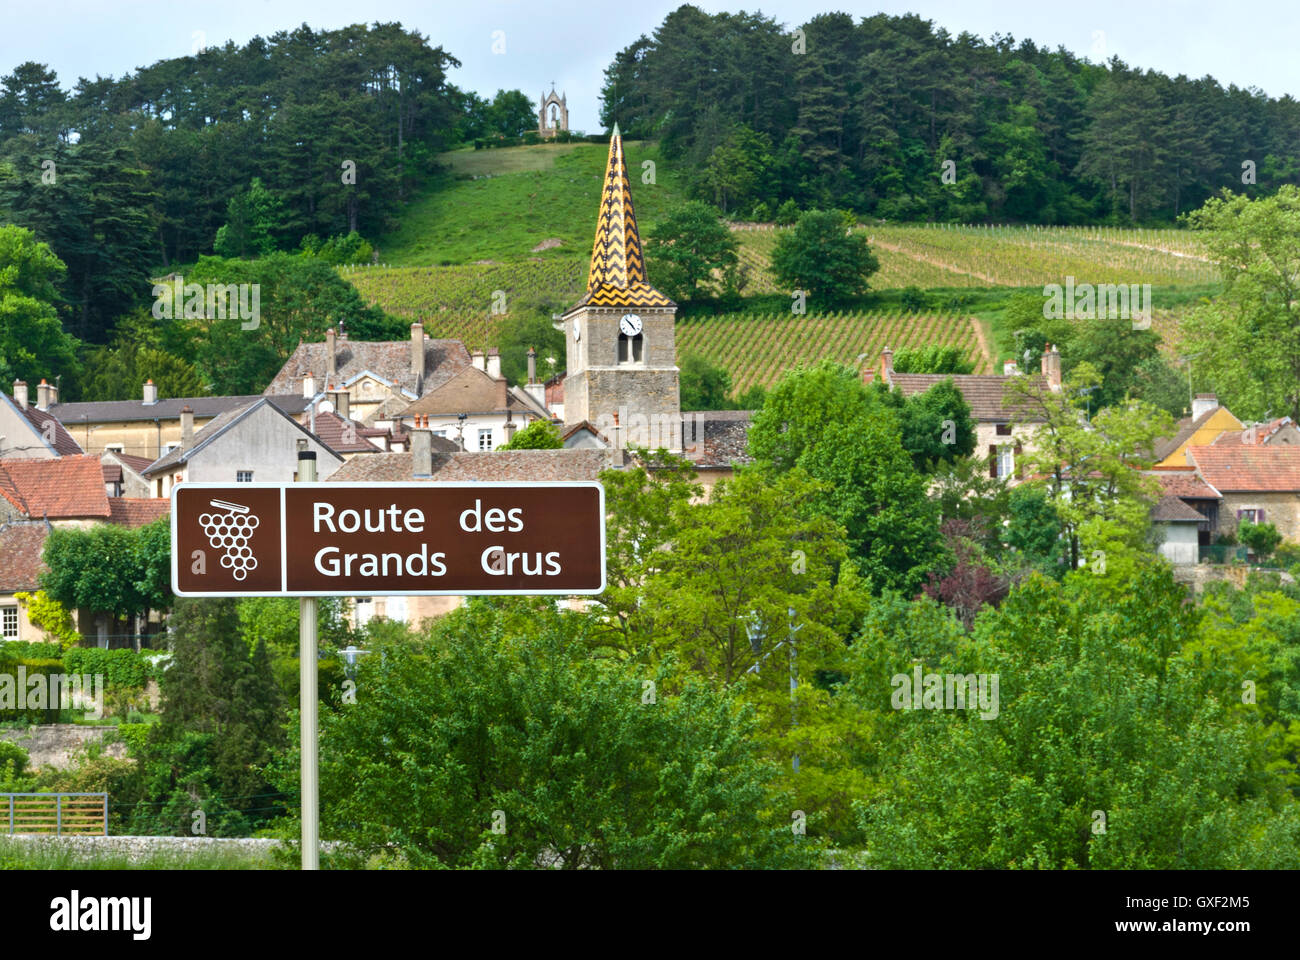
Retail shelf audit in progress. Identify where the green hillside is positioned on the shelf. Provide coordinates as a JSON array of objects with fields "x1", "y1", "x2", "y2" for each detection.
[
  {"x1": 375, "y1": 140, "x2": 688, "y2": 266},
  {"x1": 343, "y1": 142, "x2": 1220, "y2": 397}
]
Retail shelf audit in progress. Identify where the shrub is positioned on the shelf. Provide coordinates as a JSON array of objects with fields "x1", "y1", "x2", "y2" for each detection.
[
  {"x1": 751, "y1": 201, "x2": 772, "y2": 222},
  {"x1": 62, "y1": 648, "x2": 155, "y2": 689},
  {"x1": 775, "y1": 199, "x2": 800, "y2": 226},
  {"x1": 900, "y1": 285, "x2": 930, "y2": 312},
  {"x1": 0, "y1": 739, "x2": 29, "y2": 780},
  {"x1": 0, "y1": 657, "x2": 63, "y2": 722},
  {"x1": 1239, "y1": 520, "x2": 1283, "y2": 562},
  {"x1": 0, "y1": 640, "x2": 61, "y2": 660}
]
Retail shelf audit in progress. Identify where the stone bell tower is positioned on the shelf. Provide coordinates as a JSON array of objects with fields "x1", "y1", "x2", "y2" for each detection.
[
  {"x1": 538, "y1": 85, "x2": 569, "y2": 138},
  {"x1": 560, "y1": 124, "x2": 680, "y2": 450}
]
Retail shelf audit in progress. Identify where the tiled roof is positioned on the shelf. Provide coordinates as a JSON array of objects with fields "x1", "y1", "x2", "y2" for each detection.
[
  {"x1": 311, "y1": 411, "x2": 381, "y2": 454},
  {"x1": 49, "y1": 394, "x2": 310, "y2": 424},
  {"x1": 398, "y1": 366, "x2": 534, "y2": 418},
  {"x1": 869, "y1": 372, "x2": 1049, "y2": 422},
  {"x1": 143, "y1": 398, "x2": 344, "y2": 476},
  {"x1": 328, "y1": 448, "x2": 623, "y2": 483},
  {"x1": 262, "y1": 337, "x2": 471, "y2": 398},
  {"x1": 683, "y1": 411, "x2": 754, "y2": 469},
  {"x1": 0, "y1": 521, "x2": 51, "y2": 592},
  {"x1": 0, "y1": 455, "x2": 110, "y2": 519},
  {"x1": 1149, "y1": 467, "x2": 1221, "y2": 500},
  {"x1": 1211, "y1": 416, "x2": 1296, "y2": 445},
  {"x1": 107, "y1": 498, "x2": 170, "y2": 527},
  {"x1": 17, "y1": 403, "x2": 83, "y2": 456},
  {"x1": 1154, "y1": 409, "x2": 1220, "y2": 460},
  {"x1": 569, "y1": 126, "x2": 674, "y2": 312},
  {"x1": 1185, "y1": 445, "x2": 1300, "y2": 492},
  {"x1": 1151, "y1": 495, "x2": 1206, "y2": 522},
  {"x1": 114, "y1": 452, "x2": 154, "y2": 474}
]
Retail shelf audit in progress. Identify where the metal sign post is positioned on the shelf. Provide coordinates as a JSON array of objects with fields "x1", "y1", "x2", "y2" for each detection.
[{"x1": 298, "y1": 451, "x2": 319, "y2": 870}]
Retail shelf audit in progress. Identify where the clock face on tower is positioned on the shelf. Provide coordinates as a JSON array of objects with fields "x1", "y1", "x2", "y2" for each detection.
[
  {"x1": 573, "y1": 318, "x2": 581, "y2": 341},
  {"x1": 619, "y1": 313, "x2": 643, "y2": 337}
]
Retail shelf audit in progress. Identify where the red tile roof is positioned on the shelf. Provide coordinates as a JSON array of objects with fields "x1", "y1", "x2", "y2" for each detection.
[
  {"x1": 18, "y1": 405, "x2": 83, "y2": 456},
  {"x1": 310, "y1": 411, "x2": 381, "y2": 454},
  {"x1": 0, "y1": 522, "x2": 50, "y2": 592},
  {"x1": 1149, "y1": 467, "x2": 1221, "y2": 499},
  {"x1": 328, "y1": 448, "x2": 623, "y2": 483},
  {"x1": 1185, "y1": 445, "x2": 1300, "y2": 492},
  {"x1": 107, "y1": 498, "x2": 170, "y2": 527},
  {"x1": 0, "y1": 455, "x2": 110, "y2": 518}
]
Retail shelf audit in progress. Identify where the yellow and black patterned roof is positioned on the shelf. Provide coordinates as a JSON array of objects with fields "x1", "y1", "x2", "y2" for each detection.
[{"x1": 577, "y1": 125, "x2": 674, "y2": 310}]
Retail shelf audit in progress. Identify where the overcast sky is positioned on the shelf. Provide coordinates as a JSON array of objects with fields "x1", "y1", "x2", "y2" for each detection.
[{"x1": 3, "y1": 1, "x2": 1297, "y2": 131}]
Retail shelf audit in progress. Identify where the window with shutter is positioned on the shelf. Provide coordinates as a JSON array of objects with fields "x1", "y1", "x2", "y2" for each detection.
[{"x1": 989, "y1": 445, "x2": 998, "y2": 478}]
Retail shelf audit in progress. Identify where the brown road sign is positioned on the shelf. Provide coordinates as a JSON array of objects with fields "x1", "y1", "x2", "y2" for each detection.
[{"x1": 171, "y1": 482, "x2": 606, "y2": 597}]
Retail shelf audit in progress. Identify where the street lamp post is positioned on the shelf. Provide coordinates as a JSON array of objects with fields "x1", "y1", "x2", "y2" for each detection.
[{"x1": 744, "y1": 608, "x2": 801, "y2": 773}]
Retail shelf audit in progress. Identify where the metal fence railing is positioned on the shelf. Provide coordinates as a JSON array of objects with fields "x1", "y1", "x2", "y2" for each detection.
[
  {"x1": 1198, "y1": 545, "x2": 1250, "y2": 565},
  {"x1": 3, "y1": 793, "x2": 107, "y2": 835}
]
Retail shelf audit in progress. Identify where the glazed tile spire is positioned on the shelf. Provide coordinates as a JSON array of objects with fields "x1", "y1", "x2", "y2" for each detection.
[{"x1": 580, "y1": 124, "x2": 674, "y2": 308}]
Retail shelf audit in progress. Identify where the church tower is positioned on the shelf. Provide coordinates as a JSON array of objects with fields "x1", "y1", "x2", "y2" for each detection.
[{"x1": 561, "y1": 125, "x2": 680, "y2": 450}]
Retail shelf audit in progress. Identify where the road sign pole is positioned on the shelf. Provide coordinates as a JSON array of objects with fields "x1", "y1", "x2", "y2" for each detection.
[{"x1": 298, "y1": 451, "x2": 319, "y2": 870}]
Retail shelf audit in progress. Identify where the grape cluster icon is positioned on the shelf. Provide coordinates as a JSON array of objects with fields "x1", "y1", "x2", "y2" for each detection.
[{"x1": 199, "y1": 499, "x2": 260, "y2": 581}]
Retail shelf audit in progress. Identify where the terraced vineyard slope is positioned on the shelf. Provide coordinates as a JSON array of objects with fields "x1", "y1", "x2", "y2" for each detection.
[
  {"x1": 676, "y1": 311, "x2": 991, "y2": 396},
  {"x1": 734, "y1": 223, "x2": 1218, "y2": 290}
]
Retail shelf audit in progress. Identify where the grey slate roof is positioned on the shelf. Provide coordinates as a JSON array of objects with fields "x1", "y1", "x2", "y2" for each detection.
[
  {"x1": 50, "y1": 394, "x2": 310, "y2": 424},
  {"x1": 142, "y1": 398, "x2": 344, "y2": 476},
  {"x1": 263, "y1": 338, "x2": 472, "y2": 398}
]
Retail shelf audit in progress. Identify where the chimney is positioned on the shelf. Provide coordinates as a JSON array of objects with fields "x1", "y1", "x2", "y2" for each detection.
[
  {"x1": 1041, "y1": 344, "x2": 1061, "y2": 393},
  {"x1": 12, "y1": 380, "x2": 27, "y2": 409},
  {"x1": 486, "y1": 347, "x2": 501, "y2": 380},
  {"x1": 36, "y1": 379, "x2": 51, "y2": 411},
  {"x1": 143, "y1": 379, "x2": 158, "y2": 405},
  {"x1": 879, "y1": 347, "x2": 894, "y2": 385},
  {"x1": 1002, "y1": 360, "x2": 1019, "y2": 376},
  {"x1": 527, "y1": 347, "x2": 537, "y2": 384},
  {"x1": 330, "y1": 388, "x2": 350, "y2": 421},
  {"x1": 303, "y1": 374, "x2": 316, "y2": 399},
  {"x1": 411, "y1": 323, "x2": 424, "y2": 379},
  {"x1": 1192, "y1": 393, "x2": 1219, "y2": 421},
  {"x1": 471, "y1": 349, "x2": 486, "y2": 372},
  {"x1": 410, "y1": 426, "x2": 433, "y2": 478},
  {"x1": 180, "y1": 405, "x2": 194, "y2": 450},
  {"x1": 325, "y1": 327, "x2": 337, "y2": 378}
]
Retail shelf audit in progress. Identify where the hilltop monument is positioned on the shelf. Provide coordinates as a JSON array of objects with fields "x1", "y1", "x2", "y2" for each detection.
[
  {"x1": 559, "y1": 125, "x2": 681, "y2": 450},
  {"x1": 538, "y1": 85, "x2": 569, "y2": 138}
]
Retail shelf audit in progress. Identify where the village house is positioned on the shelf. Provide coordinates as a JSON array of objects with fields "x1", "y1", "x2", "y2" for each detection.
[
  {"x1": 263, "y1": 323, "x2": 472, "y2": 426},
  {"x1": 0, "y1": 381, "x2": 84, "y2": 458},
  {"x1": 46, "y1": 379, "x2": 311, "y2": 460},
  {"x1": 1182, "y1": 444, "x2": 1300, "y2": 546},
  {"x1": 393, "y1": 347, "x2": 550, "y2": 450},
  {"x1": 864, "y1": 344, "x2": 1063, "y2": 481},
  {"x1": 1154, "y1": 394, "x2": 1245, "y2": 467},
  {"x1": 0, "y1": 454, "x2": 167, "y2": 644},
  {"x1": 141, "y1": 397, "x2": 345, "y2": 496},
  {"x1": 1147, "y1": 466, "x2": 1224, "y2": 564}
]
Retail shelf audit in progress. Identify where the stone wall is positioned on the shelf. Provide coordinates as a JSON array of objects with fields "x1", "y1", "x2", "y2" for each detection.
[
  {"x1": 1, "y1": 835, "x2": 306, "y2": 865},
  {"x1": 1218, "y1": 492, "x2": 1300, "y2": 543},
  {"x1": 0, "y1": 724, "x2": 127, "y2": 770}
]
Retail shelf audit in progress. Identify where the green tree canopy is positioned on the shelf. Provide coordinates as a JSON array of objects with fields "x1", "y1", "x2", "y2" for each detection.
[{"x1": 770, "y1": 210, "x2": 879, "y2": 307}]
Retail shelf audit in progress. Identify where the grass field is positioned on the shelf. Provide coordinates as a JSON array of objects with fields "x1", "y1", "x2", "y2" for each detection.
[{"x1": 376, "y1": 140, "x2": 687, "y2": 266}]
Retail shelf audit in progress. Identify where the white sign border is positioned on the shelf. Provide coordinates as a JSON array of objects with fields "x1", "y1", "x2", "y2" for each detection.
[{"x1": 170, "y1": 480, "x2": 608, "y2": 598}]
